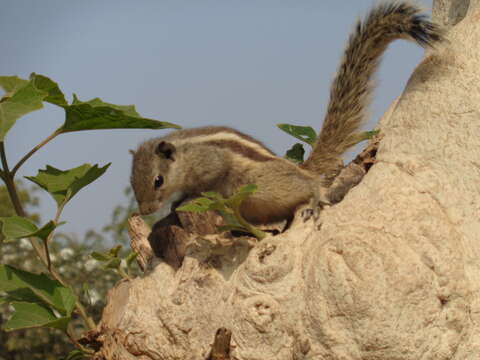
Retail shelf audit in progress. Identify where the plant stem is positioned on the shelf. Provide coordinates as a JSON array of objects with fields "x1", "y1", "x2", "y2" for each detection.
[
  {"x1": 11, "y1": 128, "x2": 62, "y2": 176},
  {"x1": 0, "y1": 142, "x2": 26, "y2": 216},
  {"x1": 0, "y1": 141, "x2": 96, "y2": 331},
  {"x1": 45, "y1": 202, "x2": 66, "y2": 273},
  {"x1": 117, "y1": 265, "x2": 131, "y2": 280},
  {"x1": 233, "y1": 207, "x2": 266, "y2": 240}
]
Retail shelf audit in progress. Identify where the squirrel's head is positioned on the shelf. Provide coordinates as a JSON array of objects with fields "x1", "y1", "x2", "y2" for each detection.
[{"x1": 130, "y1": 139, "x2": 186, "y2": 217}]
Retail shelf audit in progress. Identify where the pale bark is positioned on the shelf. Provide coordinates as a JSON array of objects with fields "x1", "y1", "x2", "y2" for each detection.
[{"x1": 88, "y1": 1, "x2": 480, "y2": 358}]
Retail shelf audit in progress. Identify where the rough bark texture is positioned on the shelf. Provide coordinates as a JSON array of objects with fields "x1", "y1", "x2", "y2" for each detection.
[{"x1": 90, "y1": 1, "x2": 480, "y2": 358}]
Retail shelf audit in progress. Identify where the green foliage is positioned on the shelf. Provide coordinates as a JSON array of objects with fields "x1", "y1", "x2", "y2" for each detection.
[
  {"x1": 0, "y1": 76, "x2": 47, "y2": 141},
  {"x1": 0, "y1": 73, "x2": 181, "y2": 143},
  {"x1": 5, "y1": 302, "x2": 70, "y2": 332},
  {"x1": 29, "y1": 73, "x2": 68, "y2": 107},
  {"x1": 0, "y1": 217, "x2": 56, "y2": 243},
  {"x1": 277, "y1": 124, "x2": 317, "y2": 164},
  {"x1": 0, "y1": 265, "x2": 76, "y2": 331},
  {"x1": 278, "y1": 123, "x2": 380, "y2": 163},
  {"x1": 91, "y1": 245, "x2": 138, "y2": 279},
  {"x1": 285, "y1": 143, "x2": 306, "y2": 163},
  {"x1": 0, "y1": 183, "x2": 119, "y2": 359},
  {"x1": 0, "y1": 72, "x2": 181, "y2": 358},
  {"x1": 277, "y1": 124, "x2": 317, "y2": 146},
  {"x1": 177, "y1": 184, "x2": 266, "y2": 240},
  {"x1": 0, "y1": 265, "x2": 76, "y2": 315},
  {"x1": 25, "y1": 163, "x2": 111, "y2": 207},
  {"x1": 63, "y1": 94, "x2": 180, "y2": 132}
]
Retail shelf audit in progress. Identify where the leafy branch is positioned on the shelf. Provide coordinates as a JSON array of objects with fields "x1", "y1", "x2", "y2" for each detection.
[
  {"x1": 91, "y1": 245, "x2": 138, "y2": 280},
  {"x1": 0, "y1": 72, "x2": 181, "y2": 355},
  {"x1": 177, "y1": 184, "x2": 266, "y2": 240}
]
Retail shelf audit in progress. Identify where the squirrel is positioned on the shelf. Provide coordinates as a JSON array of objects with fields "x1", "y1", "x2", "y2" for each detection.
[{"x1": 130, "y1": 2, "x2": 443, "y2": 225}]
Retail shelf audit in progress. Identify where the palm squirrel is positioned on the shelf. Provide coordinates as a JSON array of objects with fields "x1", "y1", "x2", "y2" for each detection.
[{"x1": 131, "y1": 2, "x2": 443, "y2": 224}]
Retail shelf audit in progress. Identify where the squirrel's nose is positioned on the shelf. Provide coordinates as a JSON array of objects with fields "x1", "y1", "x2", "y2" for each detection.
[{"x1": 139, "y1": 203, "x2": 156, "y2": 215}]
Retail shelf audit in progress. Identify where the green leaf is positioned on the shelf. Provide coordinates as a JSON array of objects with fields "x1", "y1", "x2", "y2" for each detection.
[
  {"x1": 285, "y1": 143, "x2": 305, "y2": 163},
  {"x1": 4, "y1": 302, "x2": 70, "y2": 331},
  {"x1": 0, "y1": 76, "x2": 48, "y2": 141},
  {"x1": 201, "y1": 191, "x2": 224, "y2": 200},
  {"x1": 225, "y1": 184, "x2": 257, "y2": 208},
  {"x1": 125, "y1": 251, "x2": 138, "y2": 267},
  {"x1": 0, "y1": 76, "x2": 29, "y2": 94},
  {"x1": 30, "y1": 73, "x2": 67, "y2": 106},
  {"x1": 0, "y1": 216, "x2": 37, "y2": 241},
  {"x1": 61, "y1": 94, "x2": 181, "y2": 132},
  {"x1": 176, "y1": 185, "x2": 265, "y2": 239},
  {"x1": 277, "y1": 124, "x2": 317, "y2": 146},
  {"x1": 237, "y1": 184, "x2": 257, "y2": 194},
  {"x1": 0, "y1": 265, "x2": 76, "y2": 315},
  {"x1": 90, "y1": 251, "x2": 111, "y2": 262},
  {"x1": 176, "y1": 197, "x2": 215, "y2": 213},
  {"x1": 103, "y1": 257, "x2": 121, "y2": 270},
  {"x1": 2, "y1": 287, "x2": 44, "y2": 304},
  {"x1": 108, "y1": 245, "x2": 122, "y2": 257},
  {"x1": 176, "y1": 203, "x2": 205, "y2": 212},
  {"x1": 25, "y1": 163, "x2": 110, "y2": 206},
  {"x1": 0, "y1": 216, "x2": 56, "y2": 242}
]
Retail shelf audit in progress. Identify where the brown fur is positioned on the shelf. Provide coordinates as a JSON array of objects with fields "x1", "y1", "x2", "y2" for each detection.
[
  {"x1": 131, "y1": 2, "x2": 443, "y2": 224},
  {"x1": 301, "y1": 1, "x2": 443, "y2": 180}
]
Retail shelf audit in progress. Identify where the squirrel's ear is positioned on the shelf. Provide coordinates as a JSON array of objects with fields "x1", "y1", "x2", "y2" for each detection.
[
  {"x1": 129, "y1": 149, "x2": 136, "y2": 156},
  {"x1": 156, "y1": 141, "x2": 176, "y2": 160}
]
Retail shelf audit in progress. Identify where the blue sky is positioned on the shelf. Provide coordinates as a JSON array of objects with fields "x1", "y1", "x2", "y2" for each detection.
[{"x1": 1, "y1": 0, "x2": 431, "y2": 239}]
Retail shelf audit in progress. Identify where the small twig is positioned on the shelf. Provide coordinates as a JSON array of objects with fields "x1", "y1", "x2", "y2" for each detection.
[
  {"x1": 11, "y1": 128, "x2": 62, "y2": 176},
  {"x1": 208, "y1": 328, "x2": 232, "y2": 360},
  {"x1": 66, "y1": 324, "x2": 94, "y2": 355}
]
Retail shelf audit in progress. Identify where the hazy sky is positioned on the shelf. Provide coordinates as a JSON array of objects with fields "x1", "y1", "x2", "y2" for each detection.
[{"x1": 1, "y1": 0, "x2": 432, "y2": 240}]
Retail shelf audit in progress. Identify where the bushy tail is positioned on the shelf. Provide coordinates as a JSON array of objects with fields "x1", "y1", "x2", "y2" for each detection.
[{"x1": 301, "y1": 1, "x2": 443, "y2": 179}]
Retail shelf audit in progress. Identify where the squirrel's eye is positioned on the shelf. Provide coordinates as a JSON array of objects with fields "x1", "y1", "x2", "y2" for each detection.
[{"x1": 154, "y1": 175, "x2": 164, "y2": 189}]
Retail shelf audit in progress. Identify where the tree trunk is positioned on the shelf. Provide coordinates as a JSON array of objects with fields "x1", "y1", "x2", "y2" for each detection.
[{"x1": 87, "y1": 1, "x2": 480, "y2": 358}]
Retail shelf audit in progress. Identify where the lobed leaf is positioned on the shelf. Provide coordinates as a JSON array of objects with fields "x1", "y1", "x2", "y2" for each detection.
[
  {"x1": 277, "y1": 124, "x2": 317, "y2": 146},
  {"x1": 4, "y1": 302, "x2": 70, "y2": 331},
  {"x1": 61, "y1": 94, "x2": 181, "y2": 132},
  {"x1": 25, "y1": 163, "x2": 110, "y2": 206},
  {"x1": 30, "y1": 73, "x2": 67, "y2": 107},
  {"x1": 0, "y1": 76, "x2": 47, "y2": 141}
]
